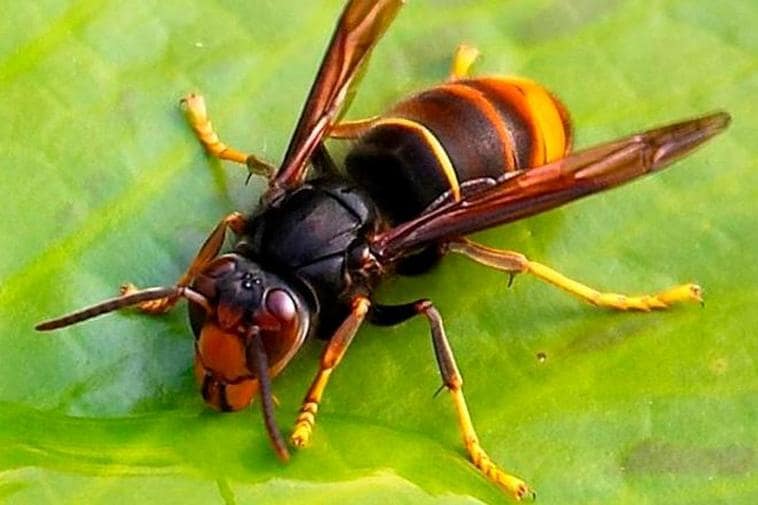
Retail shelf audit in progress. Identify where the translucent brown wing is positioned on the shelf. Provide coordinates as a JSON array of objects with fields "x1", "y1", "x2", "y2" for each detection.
[
  {"x1": 269, "y1": 0, "x2": 404, "y2": 195},
  {"x1": 371, "y1": 112, "x2": 730, "y2": 262}
]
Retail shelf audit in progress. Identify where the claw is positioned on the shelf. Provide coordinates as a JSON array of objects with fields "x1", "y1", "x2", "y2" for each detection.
[{"x1": 507, "y1": 272, "x2": 516, "y2": 288}]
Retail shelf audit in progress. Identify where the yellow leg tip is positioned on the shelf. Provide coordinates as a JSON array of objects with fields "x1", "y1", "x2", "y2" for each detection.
[
  {"x1": 291, "y1": 403, "x2": 317, "y2": 448},
  {"x1": 450, "y1": 43, "x2": 481, "y2": 80},
  {"x1": 496, "y1": 473, "x2": 534, "y2": 502},
  {"x1": 657, "y1": 283, "x2": 703, "y2": 306},
  {"x1": 526, "y1": 259, "x2": 703, "y2": 312},
  {"x1": 179, "y1": 92, "x2": 252, "y2": 166},
  {"x1": 590, "y1": 283, "x2": 704, "y2": 311},
  {"x1": 467, "y1": 442, "x2": 533, "y2": 501},
  {"x1": 180, "y1": 92, "x2": 208, "y2": 123},
  {"x1": 476, "y1": 459, "x2": 534, "y2": 500},
  {"x1": 290, "y1": 423, "x2": 312, "y2": 448}
]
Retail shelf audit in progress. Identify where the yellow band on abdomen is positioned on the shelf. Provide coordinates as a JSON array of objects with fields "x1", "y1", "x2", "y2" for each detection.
[
  {"x1": 373, "y1": 117, "x2": 461, "y2": 201},
  {"x1": 504, "y1": 77, "x2": 568, "y2": 164}
]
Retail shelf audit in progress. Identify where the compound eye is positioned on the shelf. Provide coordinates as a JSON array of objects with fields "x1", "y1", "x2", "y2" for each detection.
[
  {"x1": 265, "y1": 289, "x2": 297, "y2": 324},
  {"x1": 256, "y1": 287, "x2": 306, "y2": 376}
]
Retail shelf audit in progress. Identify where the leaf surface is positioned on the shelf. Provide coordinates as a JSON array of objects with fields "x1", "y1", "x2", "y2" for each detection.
[{"x1": 1, "y1": 1, "x2": 755, "y2": 503}]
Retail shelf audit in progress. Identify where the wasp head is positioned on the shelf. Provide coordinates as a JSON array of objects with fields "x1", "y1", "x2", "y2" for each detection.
[
  {"x1": 189, "y1": 253, "x2": 310, "y2": 412},
  {"x1": 34, "y1": 252, "x2": 302, "y2": 459}
]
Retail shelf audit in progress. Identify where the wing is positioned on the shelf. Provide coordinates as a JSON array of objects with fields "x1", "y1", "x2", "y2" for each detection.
[
  {"x1": 268, "y1": 0, "x2": 404, "y2": 195},
  {"x1": 371, "y1": 111, "x2": 731, "y2": 262}
]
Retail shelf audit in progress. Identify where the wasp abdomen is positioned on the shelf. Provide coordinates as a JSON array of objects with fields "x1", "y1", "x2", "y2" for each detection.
[
  {"x1": 461, "y1": 77, "x2": 572, "y2": 169},
  {"x1": 346, "y1": 77, "x2": 572, "y2": 225}
]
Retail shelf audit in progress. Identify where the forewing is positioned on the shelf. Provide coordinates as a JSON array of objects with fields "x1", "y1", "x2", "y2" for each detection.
[
  {"x1": 270, "y1": 0, "x2": 404, "y2": 193},
  {"x1": 371, "y1": 112, "x2": 730, "y2": 262}
]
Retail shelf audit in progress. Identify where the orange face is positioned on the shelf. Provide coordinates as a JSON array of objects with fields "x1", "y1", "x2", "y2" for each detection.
[{"x1": 193, "y1": 322, "x2": 271, "y2": 412}]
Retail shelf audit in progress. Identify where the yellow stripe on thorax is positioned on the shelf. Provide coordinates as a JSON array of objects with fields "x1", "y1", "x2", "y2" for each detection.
[
  {"x1": 373, "y1": 117, "x2": 461, "y2": 201},
  {"x1": 504, "y1": 77, "x2": 567, "y2": 164}
]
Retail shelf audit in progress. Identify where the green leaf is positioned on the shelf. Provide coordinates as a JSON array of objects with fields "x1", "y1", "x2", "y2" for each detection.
[{"x1": 1, "y1": 0, "x2": 755, "y2": 503}]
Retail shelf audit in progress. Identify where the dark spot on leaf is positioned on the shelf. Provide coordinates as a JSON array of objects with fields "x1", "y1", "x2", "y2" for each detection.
[
  {"x1": 709, "y1": 357, "x2": 728, "y2": 376},
  {"x1": 564, "y1": 317, "x2": 655, "y2": 354},
  {"x1": 624, "y1": 439, "x2": 754, "y2": 475}
]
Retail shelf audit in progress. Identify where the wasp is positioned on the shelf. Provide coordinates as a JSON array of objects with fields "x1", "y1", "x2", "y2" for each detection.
[{"x1": 37, "y1": 0, "x2": 730, "y2": 500}]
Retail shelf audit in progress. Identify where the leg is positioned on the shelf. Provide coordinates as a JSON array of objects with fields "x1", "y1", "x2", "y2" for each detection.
[
  {"x1": 121, "y1": 212, "x2": 247, "y2": 313},
  {"x1": 327, "y1": 116, "x2": 379, "y2": 139},
  {"x1": 290, "y1": 296, "x2": 371, "y2": 447},
  {"x1": 181, "y1": 93, "x2": 275, "y2": 178},
  {"x1": 449, "y1": 43, "x2": 480, "y2": 80},
  {"x1": 372, "y1": 300, "x2": 532, "y2": 501},
  {"x1": 448, "y1": 238, "x2": 702, "y2": 311}
]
